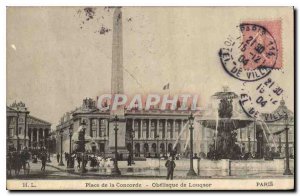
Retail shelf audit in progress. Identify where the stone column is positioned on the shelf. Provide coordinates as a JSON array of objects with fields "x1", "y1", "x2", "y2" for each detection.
[
  {"x1": 156, "y1": 119, "x2": 159, "y2": 138},
  {"x1": 202, "y1": 124, "x2": 205, "y2": 139},
  {"x1": 132, "y1": 119, "x2": 136, "y2": 139},
  {"x1": 177, "y1": 120, "x2": 181, "y2": 138},
  {"x1": 89, "y1": 118, "x2": 93, "y2": 137},
  {"x1": 94, "y1": 119, "x2": 97, "y2": 138},
  {"x1": 148, "y1": 119, "x2": 151, "y2": 138},
  {"x1": 132, "y1": 118, "x2": 135, "y2": 131},
  {"x1": 37, "y1": 129, "x2": 40, "y2": 147},
  {"x1": 31, "y1": 130, "x2": 33, "y2": 147},
  {"x1": 106, "y1": 119, "x2": 109, "y2": 137},
  {"x1": 135, "y1": 120, "x2": 138, "y2": 139},
  {"x1": 172, "y1": 120, "x2": 175, "y2": 139},
  {"x1": 42, "y1": 129, "x2": 45, "y2": 147},
  {"x1": 15, "y1": 116, "x2": 18, "y2": 143},
  {"x1": 140, "y1": 119, "x2": 143, "y2": 139},
  {"x1": 98, "y1": 118, "x2": 102, "y2": 137},
  {"x1": 164, "y1": 119, "x2": 168, "y2": 139},
  {"x1": 181, "y1": 120, "x2": 184, "y2": 138}
]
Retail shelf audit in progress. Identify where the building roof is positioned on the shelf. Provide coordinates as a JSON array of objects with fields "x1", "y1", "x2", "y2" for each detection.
[
  {"x1": 7, "y1": 105, "x2": 51, "y2": 126},
  {"x1": 27, "y1": 115, "x2": 51, "y2": 126},
  {"x1": 6, "y1": 106, "x2": 17, "y2": 112}
]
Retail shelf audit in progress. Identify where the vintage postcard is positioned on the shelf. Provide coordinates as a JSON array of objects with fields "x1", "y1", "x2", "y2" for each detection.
[{"x1": 6, "y1": 6, "x2": 294, "y2": 190}]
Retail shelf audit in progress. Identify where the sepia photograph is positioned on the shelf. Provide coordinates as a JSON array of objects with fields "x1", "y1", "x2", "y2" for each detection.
[{"x1": 5, "y1": 4, "x2": 295, "y2": 191}]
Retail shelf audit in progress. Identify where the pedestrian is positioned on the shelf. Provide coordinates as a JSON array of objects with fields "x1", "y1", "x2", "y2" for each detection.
[
  {"x1": 12, "y1": 151, "x2": 22, "y2": 175},
  {"x1": 165, "y1": 156, "x2": 176, "y2": 180},
  {"x1": 64, "y1": 152, "x2": 68, "y2": 162},
  {"x1": 6, "y1": 151, "x2": 12, "y2": 176},
  {"x1": 193, "y1": 153, "x2": 199, "y2": 159},
  {"x1": 20, "y1": 149, "x2": 30, "y2": 174},
  {"x1": 57, "y1": 153, "x2": 60, "y2": 163},
  {"x1": 77, "y1": 154, "x2": 81, "y2": 169},
  {"x1": 41, "y1": 151, "x2": 47, "y2": 171},
  {"x1": 127, "y1": 153, "x2": 132, "y2": 166}
]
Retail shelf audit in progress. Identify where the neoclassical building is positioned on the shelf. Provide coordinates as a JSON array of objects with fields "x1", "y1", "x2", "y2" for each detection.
[
  {"x1": 7, "y1": 101, "x2": 52, "y2": 151},
  {"x1": 56, "y1": 92, "x2": 294, "y2": 159},
  {"x1": 56, "y1": 98, "x2": 196, "y2": 158}
]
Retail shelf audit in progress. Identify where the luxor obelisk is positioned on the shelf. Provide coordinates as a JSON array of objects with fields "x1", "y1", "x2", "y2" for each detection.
[{"x1": 109, "y1": 7, "x2": 127, "y2": 157}]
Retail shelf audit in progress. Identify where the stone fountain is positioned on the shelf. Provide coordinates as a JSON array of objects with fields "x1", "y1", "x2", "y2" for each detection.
[{"x1": 198, "y1": 87, "x2": 253, "y2": 160}]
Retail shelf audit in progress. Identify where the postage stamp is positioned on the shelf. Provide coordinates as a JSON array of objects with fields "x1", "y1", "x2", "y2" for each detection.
[{"x1": 219, "y1": 20, "x2": 282, "y2": 82}]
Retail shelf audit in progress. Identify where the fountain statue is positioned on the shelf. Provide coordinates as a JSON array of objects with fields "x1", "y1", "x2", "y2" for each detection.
[{"x1": 198, "y1": 87, "x2": 253, "y2": 160}]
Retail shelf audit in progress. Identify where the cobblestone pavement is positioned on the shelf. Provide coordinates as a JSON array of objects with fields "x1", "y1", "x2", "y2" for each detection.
[
  {"x1": 7, "y1": 161, "x2": 81, "y2": 179},
  {"x1": 7, "y1": 157, "x2": 294, "y2": 179}
]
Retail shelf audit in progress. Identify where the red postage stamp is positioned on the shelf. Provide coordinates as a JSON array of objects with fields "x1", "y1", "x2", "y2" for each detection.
[{"x1": 241, "y1": 20, "x2": 282, "y2": 70}]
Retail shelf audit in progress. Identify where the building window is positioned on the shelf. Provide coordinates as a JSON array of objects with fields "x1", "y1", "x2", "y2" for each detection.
[
  {"x1": 100, "y1": 119, "x2": 106, "y2": 137},
  {"x1": 100, "y1": 143, "x2": 105, "y2": 153},
  {"x1": 93, "y1": 130, "x2": 97, "y2": 138},
  {"x1": 18, "y1": 127, "x2": 22, "y2": 135}
]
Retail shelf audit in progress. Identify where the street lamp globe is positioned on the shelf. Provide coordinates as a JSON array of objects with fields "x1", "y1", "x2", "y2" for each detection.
[
  {"x1": 69, "y1": 124, "x2": 73, "y2": 135},
  {"x1": 81, "y1": 120, "x2": 87, "y2": 129},
  {"x1": 188, "y1": 113, "x2": 194, "y2": 125}
]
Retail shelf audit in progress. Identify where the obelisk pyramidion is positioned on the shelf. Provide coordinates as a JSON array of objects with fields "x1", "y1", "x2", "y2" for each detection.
[{"x1": 109, "y1": 7, "x2": 127, "y2": 156}]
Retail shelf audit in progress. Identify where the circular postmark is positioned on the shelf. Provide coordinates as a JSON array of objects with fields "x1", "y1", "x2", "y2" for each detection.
[
  {"x1": 239, "y1": 77, "x2": 287, "y2": 122},
  {"x1": 219, "y1": 23, "x2": 278, "y2": 82}
]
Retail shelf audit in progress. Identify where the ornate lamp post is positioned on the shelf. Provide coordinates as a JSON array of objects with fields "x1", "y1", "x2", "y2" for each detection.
[
  {"x1": 58, "y1": 129, "x2": 65, "y2": 166},
  {"x1": 79, "y1": 121, "x2": 87, "y2": 173},
  {"x1": 111, "y1": 115, "x2": 121, "y2": 176},
  {"x1": 283, "y1": 114, "x2": 292, "y2": 175},
  {"x1": 67, "y1": 124, "x2": 73, "y2": 168},
  {"x1": 186, "y1": 113, "x2": 197, "y2": 177}
]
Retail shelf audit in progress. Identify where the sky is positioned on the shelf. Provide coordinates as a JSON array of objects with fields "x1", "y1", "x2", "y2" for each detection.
[{"x1": 6, "y1": 7, "x2": 294, "y2": 128}]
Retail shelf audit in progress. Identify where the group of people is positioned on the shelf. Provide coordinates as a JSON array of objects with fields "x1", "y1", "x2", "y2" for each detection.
[
  {"x1": 7, "y1": 147, "x2": 48, "y2": 176},
  {"x1": 56, "y1": 152, "x2": 114, "y2": 169},
  {"x1": 54, "y1": 151, "x2": 177, "y2": 180}
]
